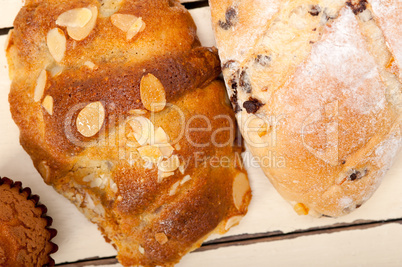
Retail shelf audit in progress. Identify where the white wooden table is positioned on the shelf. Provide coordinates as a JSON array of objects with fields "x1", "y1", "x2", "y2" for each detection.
[{"x1": 1, "y1": 1, "x2": 402, "y2": 266}]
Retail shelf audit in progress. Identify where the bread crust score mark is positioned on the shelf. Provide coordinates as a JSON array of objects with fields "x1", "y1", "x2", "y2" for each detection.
[{"x1": 210, "y1": 0, "x2": 402, "y2": 217}]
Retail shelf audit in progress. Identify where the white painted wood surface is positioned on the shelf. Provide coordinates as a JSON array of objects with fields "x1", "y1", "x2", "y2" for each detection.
[
  {"x1": 0, "y1": 0, "x2": 23, "y2": 28},
  {"x1": 0, "y1": 3, "x2": 402, "y2": 266},
  {"x1": 88, "y1": 223, "x2": 402, "y2": 267}
]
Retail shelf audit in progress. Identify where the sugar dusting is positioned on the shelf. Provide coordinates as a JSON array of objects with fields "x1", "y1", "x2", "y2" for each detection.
[
  {"x1": 362, "y1": 124, "x2": 402, "y2": 205},
  {"x1": 211, "y1": 0, "x2": 402, "y2": 216},
  {"x1": 369, "y1": 0, "x2": 402, "y2": 80},
  {"x1": 285, "y1": 7, "x2": 386, "y2": 123},
  {"x1": 371, "y1": 124, "x2": 402, "y2": 170},
  {"x1": 339, "y1": 196, "x2": 353, "y2": 209},
  {"x1": 212, "y1": 0, "x2": 280, "y2": 63}
]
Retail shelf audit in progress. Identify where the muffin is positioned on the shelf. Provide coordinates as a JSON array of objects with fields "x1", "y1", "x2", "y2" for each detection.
[{"x1": 0, "y1": 177, "x2": 58, "y2": 266}]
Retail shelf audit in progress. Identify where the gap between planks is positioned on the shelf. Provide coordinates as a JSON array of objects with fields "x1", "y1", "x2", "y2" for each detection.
[
  {"x1": 0, "y1": 28, "x2": 11, "y2": 35},
  {"x1": 55, "y1": 217, "x2": 402, "y2": 266},
  {"x1": 182, "y1": 0, "x2": 209, "y2": 9}
]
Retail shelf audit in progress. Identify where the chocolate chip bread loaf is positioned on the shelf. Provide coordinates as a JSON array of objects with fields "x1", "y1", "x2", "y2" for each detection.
[
  {"x1": 6, "y1": 0, "x2": 251, "y2": 266},
  {"x1": 210, "y1": 0, "x2": 402, "y2": 217}
]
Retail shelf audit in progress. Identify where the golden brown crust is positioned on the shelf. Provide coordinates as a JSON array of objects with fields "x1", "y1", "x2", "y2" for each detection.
[
  {"x1": 10, "y1": 46, "x2": 221, "y2": 154},
  {"x1": 7, "y1": 0, "x2": 251, "y2": 266},
  {"x1": 210, "y1": 0, "x2": 402, "y2": 217}
]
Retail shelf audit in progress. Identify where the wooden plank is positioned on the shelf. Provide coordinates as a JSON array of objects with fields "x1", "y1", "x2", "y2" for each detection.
[
  {"x1": 58, "y1": 222, "x2": 402, "y2": 266},
  {"x1": 0, "y1": 0, "x2": 23, "y2": 28},
  {"x1": 189, "y1": 7, "x2": 216, "y2": 47},
  {"x1": 1, "y1": 5, "x2": 402, "y2": 266},
  {"x1": 56, "y1": 218, "x2": 402, "y2": 265},
  {"x1": 0, "y1": 0, "x2": 208, "y2": 28},
  {"x1": 180, "y1": 223, "x2": 402, "y2": 267},
  {"x1": 200, "y1": 218, "x2": 402, "y2": 251}
]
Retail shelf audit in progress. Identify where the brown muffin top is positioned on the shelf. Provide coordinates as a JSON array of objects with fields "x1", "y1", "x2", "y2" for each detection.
[{"x1": 0, "y1": 177, "x2": 57, "y2": 267}]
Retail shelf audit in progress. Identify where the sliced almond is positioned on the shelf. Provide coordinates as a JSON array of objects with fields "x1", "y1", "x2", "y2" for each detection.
[
  {"x1": 225, "y1": 215, "x2": 244, "y2": 231},
  {"x1": 127, "y1": 17, "x2": 145, "y2": 40},
  {"x1": 67, "y1": 5, "x2": 98, "y2": 41},
  {"x1": 143, "y1": 159, "x2": 154, "y2": 170},
  {"x1": 94, "y1": 203, "x2": 105, "y2": 217},
  {"x1": 126, "y1": 131, "x2": 141, "y2": 148},
  {"x1": 111, "y1": 13, "x2": 138, "y2": 32},
  {"x1": 138, "y1": 245, "x2": 145, "y2": 254},
  {"x1": 153, "y1": 127, "x2": 169, "y2": 144},
  {"x1": 56, "y1": 8, "x2": 92, "y2": 27},
  {"x1": 110, "y1": 181, "x2": 118, "y2": 193},
  {"x1": 76, "y1": 101, "x2": 105, "y2": 137},
  {"x1": 162, "y1": 172, "x2": 174, "y2": 178},
  {"x1": 74, "y1": 194, "x2": 84, "y2": 205},
  {"x1": 84, "y1": 61, "x2": 97, "y2": 69},
  {"x1": 42, "y1": 95, "x2": 54, "y2": 115},
  {"x1": 178, "y1": 161, "x2": 185, "y2": 174},
  {"x1": 158, "y1": 155, "x2": 180, "y2": 173},
  {"x1": 47, "y1": 64, "x2": 64, "y2": 77},
  {"x1": 47, "y1": 28, "x2": 66, "y2": 62},
  {"x1": 140, "y1": 73, "x2": 166, "y2": 112},
  {"x1": 34, "y1": 69, "x2": 47, "y2": 102},
  {"x1": 90, "y1": 177, "x2": 104, "y2": 188},
  {"x1": 138, "y1": 145, "x2": 162, "y2": 163},
  {"x1": 83, "y1": 173, "x2": 95, "y2": 182},
  {"x1": 169, "y1": 181, "x2": 181, "y2": 196},
  {"x1": 180, "y1": 175, "x2": 191, "y2": 185},
  {"x1": 158, "y1": 171, "x2": 174, "y2": 183},
  {"x1": 155, "y1": 232, "x2": 168, "y2": 245},
  {"x1": 99, "y1": 0, "x2": 123, "y2": 17},
  {"x1": 158, "y1": 144, "x2": 174, "y2": 158},
  {"x1": 127, "y1": 116, "x2": 154, "y2": 145},
  {"x1": 232, "y1": 172, "x2": 250, "y2": 210},
  {"x1": 84, "y1": 194, "x2": 95, "y2": 209},
  {"x1": 128, "y1": 109, "x2": 147, "y2": 115}
]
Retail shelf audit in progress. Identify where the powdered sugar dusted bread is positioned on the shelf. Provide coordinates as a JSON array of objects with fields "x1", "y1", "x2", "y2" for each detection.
[
  {"x1": 210, "y1": 0, "x2": 402, "y2": 217},
  {"x1": 7, "y1": 0, "x2": 251, "y2": 266}
]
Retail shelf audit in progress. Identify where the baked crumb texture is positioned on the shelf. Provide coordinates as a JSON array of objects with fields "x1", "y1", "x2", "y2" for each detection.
[
  {"x1": 210, "y1": 0, "x2": 402, "y2": 217},
  {"x1": 0, "y1": 177, "x2": 57, "y2": 267},
  {"x1": 6, "y1": 0, "x2": 251, "y2": 266}
]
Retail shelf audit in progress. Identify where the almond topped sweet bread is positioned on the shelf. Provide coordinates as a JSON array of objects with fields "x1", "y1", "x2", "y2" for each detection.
[
  {"x1": 6, "y1": 0, "x2": 251, "y2": 266},
  {"x1": 210, "y1": 0, "x2": 402, "y2": 217}
]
